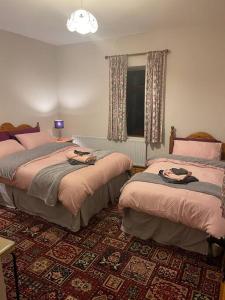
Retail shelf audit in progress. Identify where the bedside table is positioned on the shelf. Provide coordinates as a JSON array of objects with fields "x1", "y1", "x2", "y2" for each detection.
[
  {"x1": 0, "y1": 237, "x2": 19, "y2": 300},
  {"x1": 55, "y1": 137, "x2": 73, "y2": 143}
]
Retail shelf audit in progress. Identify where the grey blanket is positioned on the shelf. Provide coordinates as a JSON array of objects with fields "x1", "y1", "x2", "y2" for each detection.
[
  {"x1": 28, "y1": 150, "x2": 112, "y2": 206},
  {"x1": 0, "y1": 142, "x2": 71, "y2": 180},
  {"x1": 121, "y1": 172, "x2": 221, "y2": 200}
]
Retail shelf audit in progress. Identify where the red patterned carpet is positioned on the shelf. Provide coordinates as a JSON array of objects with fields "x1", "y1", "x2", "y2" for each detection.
[{"x1": 0, "y1": 204, "x2": 222, "y2": 300}]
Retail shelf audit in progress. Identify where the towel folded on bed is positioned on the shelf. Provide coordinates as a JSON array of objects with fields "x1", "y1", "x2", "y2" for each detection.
[
  {"x1": 68, "y1": 158, "x2": 95, "y2": 165},
  {"x1": 159, "y1": 168, "x2": 198, "y2": 184},
  {"x1": 74, "y1": 149, "x2": 90, "y2": 156},
  {"x1": 171, "y1": 168, "x2": 189, "y2": 175},
  {"x1": 72, "y1": 154, "x2": 96, "y2": 163},
  {"x1": 66, "y1": 150, "x2": 96, "y2": 163},
  {"x1": 163, "y1": 168, "x2": 191, "y2": 181}
]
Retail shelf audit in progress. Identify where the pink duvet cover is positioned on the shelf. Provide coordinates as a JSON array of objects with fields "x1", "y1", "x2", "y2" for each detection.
[
  {"x1": 7, "y1": 145, "x2": 132, "y2": 215},
  {"x1": 119, "y1": 157, "x2": 225, "y2": 238}
]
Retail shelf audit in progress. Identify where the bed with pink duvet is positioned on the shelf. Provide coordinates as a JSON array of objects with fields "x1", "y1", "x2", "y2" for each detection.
[
  {"x1": 0, "y1": 123, "x2": 132, "y2": 231},
  {"x1": 119, "y1": 128, "x2": 225, "y2": 255}
]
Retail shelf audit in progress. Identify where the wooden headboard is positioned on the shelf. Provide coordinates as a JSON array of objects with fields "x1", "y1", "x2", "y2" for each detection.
[
  {"x1": 169, "y1": 126, "x2": 225, "y2": 161},
  {"x1": 0, "y1": 122, "x2": 40, "y2": 132}
]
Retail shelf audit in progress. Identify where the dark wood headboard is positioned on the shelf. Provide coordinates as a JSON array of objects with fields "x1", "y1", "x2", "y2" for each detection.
[
  {"x1": 0, "y1": 122, "x2": 40, "y2": 132},
  {"x1": 169, "y1": 126, "x2": 225, "y2": 160}
]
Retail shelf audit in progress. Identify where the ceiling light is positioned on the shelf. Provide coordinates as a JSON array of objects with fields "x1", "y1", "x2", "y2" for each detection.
[{"x1": 67, "y1": 9, "x2": 98, "y2": 35}]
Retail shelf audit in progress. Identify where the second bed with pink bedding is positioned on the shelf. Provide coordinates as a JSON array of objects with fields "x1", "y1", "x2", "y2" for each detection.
[{"x1": 119, "y1": 155, "x2": 225, "y2": 254}]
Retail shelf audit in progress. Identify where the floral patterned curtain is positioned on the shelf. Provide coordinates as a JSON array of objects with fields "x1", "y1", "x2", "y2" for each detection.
[
  {"x1": 107, "y1": 55, "x2": 128, "y2": 142},
  {"x1": 145, "y1": 50, "x2": 168, "y2": 145}
]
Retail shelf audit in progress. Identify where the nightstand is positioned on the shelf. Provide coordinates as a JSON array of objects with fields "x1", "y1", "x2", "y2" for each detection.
[
  {"x1": 0, "y1": 237, "x2": 19, "y2": 300},
  {"x1": 56, "y1": 137, "x2": 73, "y2": 143}
]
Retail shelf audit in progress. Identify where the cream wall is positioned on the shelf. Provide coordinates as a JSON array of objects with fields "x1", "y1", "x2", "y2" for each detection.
[
  {"x1": 1, "y1": 25, "x2": 225, "y2": 154},
  {"x1": 0, "y1": 30, "x2": 58, "y2": 132},
  {"x1": 57, "y1": 26, "x2": 225, "y2": 155}
]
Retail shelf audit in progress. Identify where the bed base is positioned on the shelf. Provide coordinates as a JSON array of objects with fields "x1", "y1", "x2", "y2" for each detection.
[
  {"x1": 0, "y1": 173, "x2": 129, "y2": 232},
  {"x1": 122, "y1": 208, "x2": 219, "y2": 256}
]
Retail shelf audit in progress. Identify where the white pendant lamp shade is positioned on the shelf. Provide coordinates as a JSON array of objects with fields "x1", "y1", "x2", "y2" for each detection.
[{"x1": 67, "y1": 9, "x2": 98, "y2": 34}]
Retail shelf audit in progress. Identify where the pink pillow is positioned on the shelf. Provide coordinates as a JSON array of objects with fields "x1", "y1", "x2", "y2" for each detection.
[
  {"x1": 15, "y1": 132, "x2": 54, "y2": 149},
  {"x1": 0, "y1": 140, "x2": 25, "y2": 158},
  {"x1": 173, "y1": 140, "x2": 222, "y2": 160}
]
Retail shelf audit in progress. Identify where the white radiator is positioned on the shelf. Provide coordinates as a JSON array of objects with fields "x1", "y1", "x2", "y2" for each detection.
[{"x1": 72, "y1": 136, "x2": 146, "y2": 166}]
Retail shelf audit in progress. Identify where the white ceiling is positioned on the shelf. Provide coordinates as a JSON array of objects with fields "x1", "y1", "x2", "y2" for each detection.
[{"x1": 0, "y1": 0, "x2": 224, "y2": 45}]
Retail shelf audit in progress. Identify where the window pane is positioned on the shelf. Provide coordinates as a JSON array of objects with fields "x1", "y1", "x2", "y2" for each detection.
[{"x1": 127, "y1": 68, "x2": 145, "y2": 137}]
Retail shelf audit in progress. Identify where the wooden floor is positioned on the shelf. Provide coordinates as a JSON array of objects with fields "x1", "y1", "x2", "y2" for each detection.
[{"x1": 131, "y1": 165, "x2": 146, "y2": 175}]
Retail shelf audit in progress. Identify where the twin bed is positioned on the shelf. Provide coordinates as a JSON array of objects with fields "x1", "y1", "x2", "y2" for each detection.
[
  {"x1": 0, "y1": 122, "x2": 224, "y2": 256},
  {"x1": 0, "y1": 122, "x2": 131, "y2": 232},
  {"x1": 119, "y1": 127, "x2": 225, "y2": 255}
]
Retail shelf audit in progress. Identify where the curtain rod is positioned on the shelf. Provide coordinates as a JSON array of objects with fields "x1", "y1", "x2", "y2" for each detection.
[{"x1": 105, "y1": 49, "x2": 169, "y2": 59}]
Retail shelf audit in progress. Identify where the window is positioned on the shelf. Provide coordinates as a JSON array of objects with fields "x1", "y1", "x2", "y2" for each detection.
[{"x1": 126, "y1": 67, "x2": 145, "y2": 137}]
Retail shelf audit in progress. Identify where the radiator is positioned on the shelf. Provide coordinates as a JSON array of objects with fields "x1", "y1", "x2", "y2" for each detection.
[{"x1": 72, "y1": 136, "x2": 146, "y2": 166}]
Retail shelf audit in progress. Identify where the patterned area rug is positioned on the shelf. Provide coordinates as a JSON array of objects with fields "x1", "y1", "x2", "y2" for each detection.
[{"x1": 0, "y1": 204, "x2": 222, "y2": 300}]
